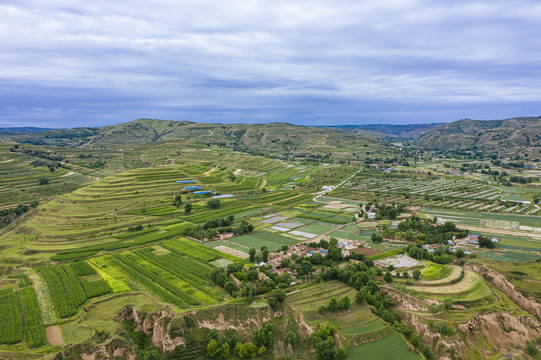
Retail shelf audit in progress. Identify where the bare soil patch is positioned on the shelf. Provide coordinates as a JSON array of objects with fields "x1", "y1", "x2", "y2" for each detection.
[
  {"x1": 351, "y1": 246, "x2": 383, "y2": 257},
  {"x1": 46, "y1": 325, "x2": 64, "y2": 345}
]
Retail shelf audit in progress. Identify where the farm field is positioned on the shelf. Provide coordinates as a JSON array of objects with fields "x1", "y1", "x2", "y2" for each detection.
[
  {"x1": 332, "y1": 172, "x2": 541, "y2": 219},
  {"x1": 1, "y1": 123, "x2": 541, "y2": 359},
  {"x1": 420, "y1": 208, "x2": 541, "y2": 228},
  {"x1": 475, "y1": 250, "x2": 540, "y2": 262},
  {"x1": 0, "y1": 157, "x2": 324, "y2": 262},
  {"x1": 347, "y1": 333, "x2": 421, "y2": 360},
  {"x1": 229, "y1": 231, "x2": 297, "y2": 251}
]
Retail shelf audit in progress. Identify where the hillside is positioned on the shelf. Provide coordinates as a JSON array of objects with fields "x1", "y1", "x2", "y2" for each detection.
[
  {"x1": 415, "y1": 117, "x2": 541, "y2": 157},
  {"x1": 328, "y1": 123, "x2": 444, "y2": 140},
  {"x1": 12, "y1": 119, "x2": 394, "y2": 161}
]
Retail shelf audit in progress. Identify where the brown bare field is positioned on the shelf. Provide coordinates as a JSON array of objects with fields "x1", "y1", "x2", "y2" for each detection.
[{"x1": 45, "y1": 325, "x2": 64, "y2": 345}]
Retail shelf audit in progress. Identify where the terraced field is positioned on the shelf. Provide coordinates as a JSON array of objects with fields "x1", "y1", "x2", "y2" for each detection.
[
  {"x1": 0, "y1": 161, "x2": 323, "y2": 261},
  {"x1": 287, "y1": 281, "x2": 421, "y2": 359},
  {"x1": 0, "y1": 145, "x2": 92, "y2": 204},
  {"x1": 333, "y1": 172, "x2": 540, "y2": 217},
  {"x1": 348, "y1": 333, "x2": 421, "y2": 360}
]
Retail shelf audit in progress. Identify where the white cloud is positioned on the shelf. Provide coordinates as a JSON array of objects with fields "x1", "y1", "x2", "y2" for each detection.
[{"x1": 1, "y1": 0, "x2": 540, "y2": 125}]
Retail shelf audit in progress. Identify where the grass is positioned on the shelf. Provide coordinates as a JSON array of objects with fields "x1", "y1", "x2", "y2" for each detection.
[
  {"x1": 422, "y1": 262, "x2": 452, "y2": 280},
  {"x1": 474, "y1": 259, "x2": 541, "y2": 302},
  {"x1": 409, "y1": 270, "x2": 481, "y2": 295},
  {"x1": 230, "y1": 231, "x2": 297, "y2": 251},
  {"x1": 341, "y1": 318, "x2": 386, "y2": 335},
  {"x1": 295, "y1": 221, "x2": 340, "y2": 235},
  {"x1": 347, "y1": 333, "x2": 421, "y2": 360},
  {"x1": 476, "y1": 251, "x2": 540, "y2": 262},
  {"x1": 367, "y1": 249, "x2": 404, "y2": 260},
  {"x1": 329, "y1": 230, "x2": 370, "y2": 241}
]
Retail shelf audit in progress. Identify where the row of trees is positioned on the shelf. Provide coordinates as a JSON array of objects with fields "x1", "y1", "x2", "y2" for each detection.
[{"x1": 206, "y1": 322, "x2": 297, "y2": 359}]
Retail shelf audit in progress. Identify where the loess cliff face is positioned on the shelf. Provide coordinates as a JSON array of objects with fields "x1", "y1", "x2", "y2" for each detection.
[
  {"x1": 54, "y1": 302, "x2": 313, "y2": 359},
  {"x1": 54, "y1": 337, "x2": 137, "y2": 360},
  {"x1": 458, "y1": 313, "x2": 541, "y2": 352},
  {"x1": 384, "y1": 261, "x2": 541, "y2": 360},
  {"x1": 466, "y1": 264, "x2": 541, "y2": 318}
]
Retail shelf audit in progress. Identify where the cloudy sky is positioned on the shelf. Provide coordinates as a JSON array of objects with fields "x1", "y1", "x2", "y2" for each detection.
[{"x1": 1, "y1": 0, "x2": 541, "y2": 128}]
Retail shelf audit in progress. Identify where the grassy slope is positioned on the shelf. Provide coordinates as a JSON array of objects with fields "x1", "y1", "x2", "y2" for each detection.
[
  {"x1": 11, "y1": 118, "x2": 395, "y2": 161},
  {"x1": 415, "y1": 117, "x2": 541, "y2": 156}
]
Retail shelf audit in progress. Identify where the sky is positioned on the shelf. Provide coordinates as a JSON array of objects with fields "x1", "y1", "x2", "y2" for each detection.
[{"x1": 1, "y1": 0, "x2": 541, "y2": 128}]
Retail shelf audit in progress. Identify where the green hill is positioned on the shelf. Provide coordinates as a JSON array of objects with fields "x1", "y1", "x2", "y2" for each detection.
[
  {"x1": 414, "y1": 117, "x2": 541, "y2": 157},
  {"x1": 13, "y1": 119, "x2": 394, "y2": 161},
  {"x1": 328, "y1": 123, "x2": 444, "y2": 140}
]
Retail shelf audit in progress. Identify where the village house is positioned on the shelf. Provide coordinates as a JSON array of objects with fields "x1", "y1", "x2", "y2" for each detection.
[{"x1": 217, "y1": 232, "x2": 235, "y2": 241}]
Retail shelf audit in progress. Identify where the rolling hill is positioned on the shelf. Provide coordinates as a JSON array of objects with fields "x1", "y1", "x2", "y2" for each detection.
[
  {"x1": 328, "y1": 123, "x2": 445, "y2": 140},
  {"x1": 415, "y1": 117, "x2": 541, "y2": 157},
  {"x1": 11, "y1": 119, "x2": 395, "y2": 162}
]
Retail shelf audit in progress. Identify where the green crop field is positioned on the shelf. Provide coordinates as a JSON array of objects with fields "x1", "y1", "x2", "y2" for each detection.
[
  {"x1": 0, "y1": 291, "x2": 23, "y2": 345},
  {"x1": 296, "y1": 221, "x2": 341, "y2": 235},
  {"x1": 2, "y1": 122, "x2": 541, "y2": 359},
  {"x1": 422, "y1": 262, "x2": 452, "y2": 280},
  {"x1": 476, "y1": 251, "x2": 540, "y2": 262},
  {"x1": 229, "y1": 231, "x2": 297, "y2": 251},
  {"x1": 19, "y1": 287, "x2": 47, "y2": 348},
  {"x1": 347, "y1": 333, "x2": 421, "y2": 360}
]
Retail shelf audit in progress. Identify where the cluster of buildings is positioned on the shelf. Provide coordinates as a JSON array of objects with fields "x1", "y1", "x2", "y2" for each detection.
[
  {"x1": 262, "y1": 240, "x2": 365, "y2": 275},
  {"x1": 421, "y1": 234, "x2": 499, "y2": 255}
]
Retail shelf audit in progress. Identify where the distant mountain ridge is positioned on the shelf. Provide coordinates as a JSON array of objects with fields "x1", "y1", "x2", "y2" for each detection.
[
  {"x1": 11, "y1": 118, "x2": 394, "y2": 161},
  {"x1": 0, "y1": 127, "x2": 54, "y2": 134},
  {"x1": 414, "y1": 117, "x2": 541, "y2": 156}
]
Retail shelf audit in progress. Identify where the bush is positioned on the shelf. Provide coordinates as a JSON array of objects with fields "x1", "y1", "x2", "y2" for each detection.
[
  {"x1": 525, "y1": 339, "x2": 538, "y2": 356},
  {"x1": 207, "y1": 199, "x2": 221, "y2": 209}
]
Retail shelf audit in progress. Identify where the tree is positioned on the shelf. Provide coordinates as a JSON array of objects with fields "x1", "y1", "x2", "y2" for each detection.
[
  {"x1": 207, "y1": 339, "x2": 220, "y2": 357},
  {"x1": 443, "y1": 298, "x2": 453, "y2": 310},
  {"x1": 334, "y1": 348, "x2": 347, "y2": 360},
  {"x1": 207, "y1": 199, "x2": 221, "y2": 209},
  {"x1": 402, "y1": 271, "x2": 409, "y2": 279},
  {"x1": 410, "y1": 333, "x2": 420, "y2": 348},
  {"x1": 456, "y1": 249, "x2": 465, "y2": 258},
  {"x1": 524, "y1": 339, "x2": 538, "y2": 357},
  {"x1": 224, "y1": 281, "x2": 236, "y2": 295},
  {"x1": 412, "y1": 269, "x2": 421, "y2": 280},
  {"x1": 422, "y1": 345, "x2": 435, "y2": 360},
  {"x1": 38, "y1": 178, "x2": 49, "y2": 185},
  {"x1": 478, "y1": 235, "x2": 496, "y2": 249},
  {"x1": 339, "y1": 296, "x2": 350, "y2": 311},
  {"x1": 329, "y1": 237, "x2": 338, "y2": 248},
  {"x1": 140, "y1": 350, "x2": 162, "y2": 360},
  {"x1": 355, "y1": 290, "x2": 366, "y2": 304},
  {"x1": 371, "y1": 232, "x2": 383, "y2": 243},
  {"x1": 384, "y1": 272, "x2": 393, "y2": 283},
  {"x1": 184, "y1": 203, "x2": 193, "y2": 214},
  {"x1": 327, "y1": 297, "x2": 338, "y2": 312},
  {"x1": 284, "y1": 331, "x2": 297, "y2": 346},
  {"x1": 235, "y1": 342, "x2": 257, "y2": 358},
  {"x1": 172, "y1": 194, "x2": 182, "y2": 207},
  {"x1": 249, "y1": 248, "x2": 256, "y2": 262},
  {"x1": 220, "y1": 343, "x2": 230, "y2": 358},
  {"x1": 258, "y1": 345, "x2": 266, "y2": 355},
  {"x1": 183, "y1": 314, "x2": 195, "y2": 327},
  {"x1": 254, "y1": 322, "x2": 275, "y2": 349}
]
